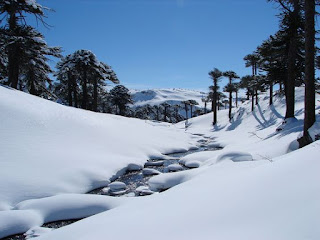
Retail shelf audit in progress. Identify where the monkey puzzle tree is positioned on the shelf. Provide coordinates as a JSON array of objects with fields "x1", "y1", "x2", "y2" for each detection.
[
  {"x1": 223, "y1": 71, "x2": 239, "y2": 121},
  {"x1": 0, "y1": 0, "x2": 48, "y2": 89},
  {"x1": 298, "y1": 0, "x2": 316, "y2": 147},
  {"x1": 209, "y1": 68, "x2": 223, "y2": 125}
]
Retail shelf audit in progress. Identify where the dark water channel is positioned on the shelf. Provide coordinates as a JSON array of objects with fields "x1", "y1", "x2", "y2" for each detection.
[
  {"x1": 88, "y1": 139, "x2": 219, "y2": 197},
  {"x1": 3, "y1": 137, "x2": 220, "y2": 240}
]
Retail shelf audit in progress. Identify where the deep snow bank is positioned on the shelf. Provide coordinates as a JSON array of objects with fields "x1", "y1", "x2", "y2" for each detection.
[
  {"x1": 37, "y1": 141, "x2": 320, "y2": 240},
  {"x1": 0, "y1": 86, "x2": 195, "y2": 209}
]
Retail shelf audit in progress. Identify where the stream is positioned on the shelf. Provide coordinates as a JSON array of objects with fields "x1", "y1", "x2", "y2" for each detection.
[
  {"x1": 3, "y1": 137, "x2": 220, "y2": 240},
  {"x1": 88, "y1": 140, "x2": 218, "y2": 197}
]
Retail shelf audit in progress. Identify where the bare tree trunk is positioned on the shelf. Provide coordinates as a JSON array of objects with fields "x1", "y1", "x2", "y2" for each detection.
[
  {"x1": 269, "y1": 81, "x2": 273, "y2": 105},
  {"x1": 93, "y1": 77, "x2": 98, "y2": 112},
  {"x1": 67, "y1": 73, "x2": 73, "y2": 106},
  {"x1": 228, "y1": 91, "x2": 232, "y2": 121},
  {"x1": 251, "y1": 91, "x2": 254, "y2": 111},
  {"x1": 213, "y1": 81, "x2": 217, "y2": 125},
  {"x1": 285, "y1": 0, "x2": 300, "y2": 119},
  {"x1": 204, "y1": 101, "x2": 207, "y2": 114},
  {"x1": 8, "y1": 13, "x2": 20, "y2": 89},
  {"x1": 184, "y1": 103, "x2": 188, "y2": 120},
  {"x1": 235, "y1": 91, "x2": 238, "y2": 108},
  {"x1": 82, "y1": 69, "x2": 88, "y2": 110},
  {"x1": 73, "y1": 76, "x2": 78, "y2": 108},
  {"x1": 299, "y1": 0, "x2": 315, "y2": 147}
]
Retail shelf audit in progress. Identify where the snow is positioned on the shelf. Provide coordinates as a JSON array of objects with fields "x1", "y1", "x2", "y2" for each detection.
[
  {"x1": 130, "y1": 88, "x2": 209, "y2": 117},
  {"x1": 25, "y1": 227, "x2": 53, "y2": 240},
  {"x1": 1, "y1": 86, "x2": 320, "y2": 239},
  {"x1": 142, "y1": 168, "x2": 161, "y2": 176},
  {"x1": 0, "y1": 194, "x2": 130, "y2": 238},
  {"x1": 144, "y1": 160, "x2": 164, "y2": 167},
  {"x1": 167, "y1": 163, "x2": 184, "y2": 172},
  {"x1": 108, "y1": 181, "x2": 126, "y2": 191},
  {"x1": 136, "y1": 186, "x2": 154, "y2": 196},
  {"x1": 131, "y1": 88, "x2": 207, "y2": 107}
]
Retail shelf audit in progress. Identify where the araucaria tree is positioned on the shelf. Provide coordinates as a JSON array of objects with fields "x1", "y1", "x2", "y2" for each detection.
[
  {"x1": 257, "y1": 33, "x2": 288, "y2": 105},
  {"x1": 209, "y1": 68, "x2": 223, "y2": 125},
  {"x1": 243, "y1": 53, "x2": 260, "y2": 77},
  {"x1": 109, "y1": 85, "x2": 132, "y2": 116},
  {"x1": 188, "y1": 100, "x2": 199, "y2": 118},
  {"x1": 19, "y1": 26, "x2": 61, "y2": 96},
  {"x1": 240, "y1": 75, "x2": 255, "y2": 111},
  {"x1": 298, "y1": 0, "x2": 316, "y2": 147},
  {"x1": 223, "y1": 71, "x2": 239, "y2": 121},
  {"x1": 55, "y1": 50, "x2": 119, "y2": 111},
  {"x1": 268, "y1": 0, "x2": 304, "y2": 119},
  {"x1": 0, "y1": 0, "x2": 54, "y2": 90},
  {"x1": 182, "y1": 100, "x2": 190, "y2": 119}
]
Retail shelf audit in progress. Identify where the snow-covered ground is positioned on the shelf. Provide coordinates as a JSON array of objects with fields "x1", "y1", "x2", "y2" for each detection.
[
  {"x1": 0, "y1": 86, "x2": 319, "y2": 239},
  {"x1": 131, "y1": 88, "x2": 208, "y2": 108}
]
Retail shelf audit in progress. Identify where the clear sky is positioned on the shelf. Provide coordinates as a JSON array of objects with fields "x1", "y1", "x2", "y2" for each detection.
[{"x1": 35, "y1": 0, "x2": 280, "y2": 91}]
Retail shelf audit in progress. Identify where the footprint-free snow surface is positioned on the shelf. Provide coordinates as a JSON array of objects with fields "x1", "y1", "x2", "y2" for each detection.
[{"x1": 1, "y1": 86, "x2": 320, "y2": 240}]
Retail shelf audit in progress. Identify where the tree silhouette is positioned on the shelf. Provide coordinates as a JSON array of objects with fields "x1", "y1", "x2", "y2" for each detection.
[
  {"x1": 223, "y1": 71, "x2": 239, "y2": 121},
  {"x1": 209, "y1": 68, "x2": 223, "y2": 125}
]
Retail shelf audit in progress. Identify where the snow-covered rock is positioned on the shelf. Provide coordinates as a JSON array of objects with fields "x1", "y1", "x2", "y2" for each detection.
[
  {"x1": 136, "y1": 186, "x2": 154, "y2": 196},
  {"x1": 142, "y1": 168, "x2": 161, "y2": 176},
  {"x1": 144, "y1": 160, "x2": 164, "y2": 167},
  {"x1": 216, "y1": 151, "x2": 253, "y2": 162},
  {"x1": 127, "y1": 163, "x2": 143, "y2": 171},
  {"x1": 108, "y1": 181, "x2": 127, "y2": 192},
  {"x1": 184, "y1": 161, "x2": 201, "y2": 168},
  {"x1": 167, "y1": 164, "x2": 184, "y2": 172}
]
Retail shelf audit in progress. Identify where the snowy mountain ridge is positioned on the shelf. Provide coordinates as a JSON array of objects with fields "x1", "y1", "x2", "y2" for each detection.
[{"x1": 130, "y1": 88, "x2": 208, "y2": 108}]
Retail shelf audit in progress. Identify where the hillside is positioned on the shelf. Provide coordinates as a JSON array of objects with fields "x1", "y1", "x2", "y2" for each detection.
[
  {"x1": 0, "y1": 86, "x2": 319, "y2": 240},
  {"x1": 131, "y1": 88, "x2": 208, "y2": 108}
]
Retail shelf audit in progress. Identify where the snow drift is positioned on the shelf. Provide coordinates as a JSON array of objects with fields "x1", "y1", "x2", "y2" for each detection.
[{"x1": 0, "y1": 86, "x2": 319, "y2": 240}]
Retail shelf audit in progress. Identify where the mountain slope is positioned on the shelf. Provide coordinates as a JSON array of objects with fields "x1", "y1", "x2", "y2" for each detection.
[
  {"x1": 0, "y1": 86, "x2": 195, "y2": 210},
  {"x1": 0, "y1": 86, "x2": 319, "y2": 240}
]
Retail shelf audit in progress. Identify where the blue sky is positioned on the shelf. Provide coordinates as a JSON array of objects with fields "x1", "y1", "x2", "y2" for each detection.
[{"x1": 36, "y1": 0, "x2": 280, "y2": 91}]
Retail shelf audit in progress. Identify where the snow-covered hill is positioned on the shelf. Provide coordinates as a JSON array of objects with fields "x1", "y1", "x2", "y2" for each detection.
[
  {"x1": 0, "y1": 86, "x2": 320, "y2": 240},
  {"x1": 131, "y1": 88, "x2": 208, "y2": 108}
]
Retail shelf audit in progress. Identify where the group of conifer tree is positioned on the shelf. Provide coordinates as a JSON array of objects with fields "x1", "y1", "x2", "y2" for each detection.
[
  {"x1": 0, "y1": 0, "x2": 125, "y2": 113},
  {"x1": 208, "y1": 0, "x2": 318, "y2": 147}
]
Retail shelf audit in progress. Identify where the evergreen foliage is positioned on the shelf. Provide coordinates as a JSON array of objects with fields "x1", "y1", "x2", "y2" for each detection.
[
  {"x1": 108, "y1": 85, "x2": 132, "y2": 116},
  {"x1": 54, "y1": 50, "x2": 119, "y2": 112}
]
